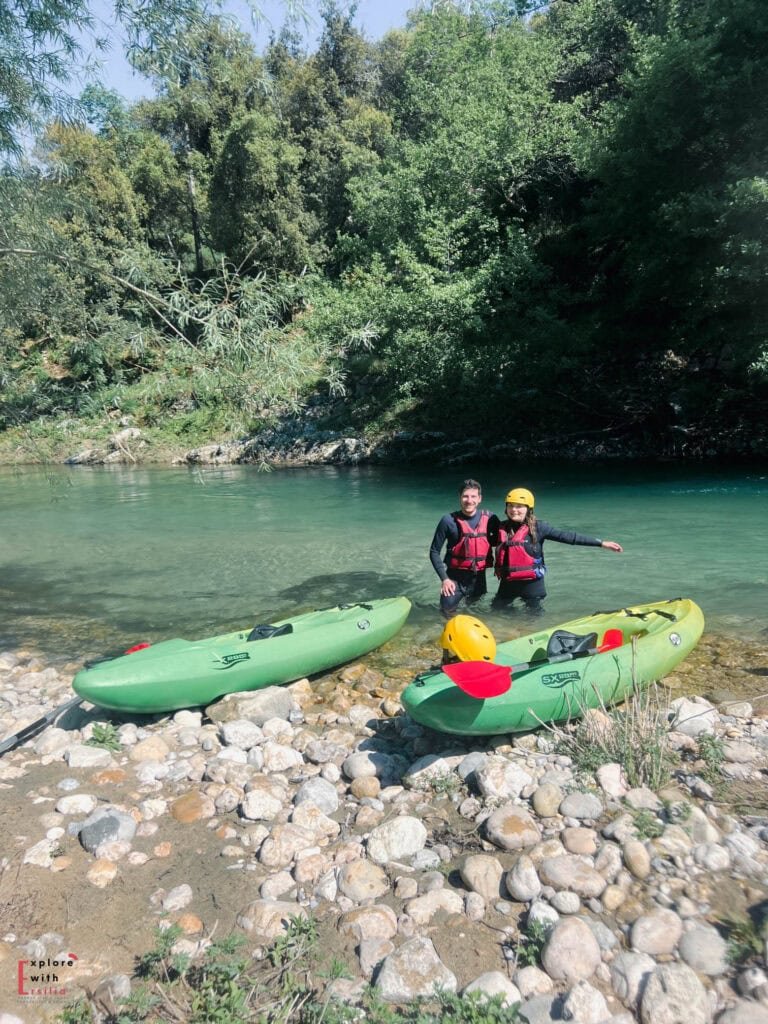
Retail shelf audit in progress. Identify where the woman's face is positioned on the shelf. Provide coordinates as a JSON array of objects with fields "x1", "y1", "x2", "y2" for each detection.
[{"x1": 506, "y1": 502, "x2": 528, "y2": 523}]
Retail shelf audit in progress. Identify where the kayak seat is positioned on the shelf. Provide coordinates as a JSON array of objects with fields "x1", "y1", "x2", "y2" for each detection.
[
  {"x1": 246, "y1": 623, "x2": 294, "y2": 642},
  {"x1": 546, "y1": 630, "x2": 598, "y2": 658}
]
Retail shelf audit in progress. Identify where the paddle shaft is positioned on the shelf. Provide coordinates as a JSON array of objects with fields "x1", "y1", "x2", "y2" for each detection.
[
  {"x1": 508, "y1": 644, "x2": 606, "y2": 674},
  {"x1": 439, "y1": 630, "x2": 623, "y2": 699},
  {"x1": 0, "y1": 695, "x2": 84, "y2": 756}
]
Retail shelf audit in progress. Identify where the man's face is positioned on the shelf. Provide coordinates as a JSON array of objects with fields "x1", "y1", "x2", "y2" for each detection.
[{"x1": 459, "y1": 488, "x2": 481, "y2": 515}]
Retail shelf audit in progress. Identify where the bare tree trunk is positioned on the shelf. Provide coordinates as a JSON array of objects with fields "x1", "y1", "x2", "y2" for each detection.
[{"x1": 187, "y1": 166, "x2": 204, "y2": 277}]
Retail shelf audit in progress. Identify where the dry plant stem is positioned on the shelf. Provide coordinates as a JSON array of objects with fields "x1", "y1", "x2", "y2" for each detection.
[{"x1": 532, "y1": 635, "x2": 674, "y2": 790}]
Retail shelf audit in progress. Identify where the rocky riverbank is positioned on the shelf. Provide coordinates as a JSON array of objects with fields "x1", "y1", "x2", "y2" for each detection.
[
  {"x1": 1, "y1": 645, "x2": 767, "y2": 1024},
  {"x1": 54, "y1": 409, "x2": 768, "y2": 469}
]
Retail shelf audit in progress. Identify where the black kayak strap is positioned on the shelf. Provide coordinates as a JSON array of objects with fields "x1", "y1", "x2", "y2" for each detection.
[{"x1": 592, "y1": 602, "x2": 678, "y2": 622}]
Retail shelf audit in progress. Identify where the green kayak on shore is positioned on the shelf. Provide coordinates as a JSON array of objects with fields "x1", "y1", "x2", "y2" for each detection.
[
  {"x1": 401, "y1": 598, "x2": 703, "y2": 736},
  {"x1": 73, "y1": 598, "x2": 411, "y2": 713}
]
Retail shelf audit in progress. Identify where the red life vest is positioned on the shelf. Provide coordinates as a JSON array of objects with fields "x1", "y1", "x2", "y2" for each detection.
[
  {"x1": 447, "y1": 511, "x2": 493, "y2": 573},
  {"x1": 494, "y1": 523, "x2": 545, "y2": 581}
]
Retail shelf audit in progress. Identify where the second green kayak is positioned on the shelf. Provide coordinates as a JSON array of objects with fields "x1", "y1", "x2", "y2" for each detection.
[
  {"x1": 401, "y1": 598, "x2": 703, "y2": 735},
  {"x1": 73, "y1": 597, "x2": 411, "y2": 713}
]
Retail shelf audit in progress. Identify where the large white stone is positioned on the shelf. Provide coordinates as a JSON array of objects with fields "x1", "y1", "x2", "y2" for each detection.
[
  {"x1": 258, "y1": 824, "x2": 317, "y2": 869},
  {"x1": 559, "y1": 792, "x2": 604, "y2": 820},
  {"x1": 128, "y1": 736, "x2": 170, "y2": 762},
  {"x1": 338, "y1": 905, "x2": 398, "y2": 942},
  {"x1": 337, "y1": 860, "x2": 389, "y2": 902},
  {"x1": 463, "y1": 971, "x2": 522, "y2": 1009},
  {"x1": 610, "y1": 951, "x2": 656, "y2": 1009},
  {"x1": 630, "y1": 908, "x2": 683, "y2": 956},
  {"x1": 402, "y1": 754, "x2": 464, "y2": 789},
  {"x1": 528, "y1": 900, "x2": 560, "y2": 935},
  {"x1": 505, "y1": 853, "x2": 542, "y2": 903},
  {"x1": 290, "y1": 802, "x2": 340, "y2": 842},
  {"x1": 639, "y1": 963, "x2": 711, "y2": 1024},
  {"x1": 460, "y1": 854, "x2": 505, "y2": 901},
  {"x1": 717, "y1": 1001, "x2": 768, "y2": 1024},
  {"x1": 23, "y1": 838, "x2": 57, "y2": 868},
  {"x1": 596, "y1": 762, "x2": 628, "y2": 798},
  {"x1": 65, "y1": 744, "x2": 114, "y2": 768},
  {"x1": 163, "y1": 884, "x2": 193, "y2": 912},
  {"x1": 541, "y1": 917, "x2": 602, "y2": 984},
  {"x1": 367, "y1": 816, "x2": 427, "y2": 864},
  {"x1": 678, "y1": 925, "x2": 729, "y2": 976},
  {"x1": 514, "y1": 965, "x2": 554, "y2": 999},
  {"x1": 55, "y1": 793, "x2": 97, "y2": 815},
  {"x1": 405, "y1": 889, "x2": 464, "y2": 925},
  {"x1": 33, "y1": 727, "x2": 72, "y2": 756},
  {"x1": 484, "y1": 803, "x2": 541, "y2": 851},
  {"x1": 241, "y1": 784, "x2": 283, "y2": 821},
  {"x1": 236, "y1": 900, "x2": 307, "y2": 939},
  {"x1": 210, "y1": 686, "x2": 295, "y2": 725},
  {"x1": 260, "y1": 872, "x2": 295, "y2": 900},
  {"x1": 375, "y1": 937, "x2": 457, "y2": 1002},
  {"x1": 219, "y1": 719, "x2": 264, "y2": 750},
  {"x1": 668, "y1": 696, "x2": 718, "y2": 738},
  {"x1": 262, "y1": 740, "x2": 303, "y2": 773},
  {"x1": 696, "y1": 839, "x2": 729, "y2": 872},
  {"x1": 294, "y1": 777, "x2": 339, "y2": 815},
  {"x1": 538, "y1": 855, "x2": 607, "y2": 898},
  {"x1": 562, "y1": 980, "x2": 609, "y2": 1023},
  {"x1": 475, "y1": 756, "x2": 533, "y2": 800},
  {"x1": 343, "y1": 750, "x2": 403, "y2": 783}
]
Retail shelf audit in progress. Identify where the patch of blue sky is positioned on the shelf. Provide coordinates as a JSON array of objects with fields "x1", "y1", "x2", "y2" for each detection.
[{"x1": 73, "y1": 0, "x2": 423, "y2": 103}]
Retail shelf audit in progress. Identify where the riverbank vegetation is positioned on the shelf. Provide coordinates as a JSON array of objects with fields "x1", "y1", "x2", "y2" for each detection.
[{"x1": 2, "y1": 0, "x2": 767, "y2": 462}]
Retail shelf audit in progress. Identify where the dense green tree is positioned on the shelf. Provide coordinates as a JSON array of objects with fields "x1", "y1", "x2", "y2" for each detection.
[
  {"x1": 2, "y1": 0, "x2": 766, "y2": 456},
  {"x1": 2, "y1": 122, "x2": 164, "y2": 400},
  {"x1": 0, "y1": 0, "x2": 92, "y2": 155},
  {"x1": 0, "y1": 0, "x2": 211, "y2": 156},
  {"x1": 308, "y1": 4, "x2": 576, "y2": 433},
  {"x1": 266, "y1": 5, "x2": 394, "y2": 261},
  {"x1": 130, "y1": 18, "x2": 271, "y2": 273},
  {"x1": 541, "y1": 0, "x2": 768, "y2": 443},
  {"x1": 208, "y1": 110, "x2": 317, "y2": 273}
]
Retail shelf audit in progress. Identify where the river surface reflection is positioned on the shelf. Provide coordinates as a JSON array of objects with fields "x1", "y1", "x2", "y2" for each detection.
[{"x1": 1, "y1": 462, "x2": 765, "y2": 661}]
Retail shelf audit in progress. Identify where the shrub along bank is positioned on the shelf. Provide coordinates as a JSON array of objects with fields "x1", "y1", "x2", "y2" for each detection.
[{"x1": 2, "y1": 0, "x2": 767, "y2": 463}]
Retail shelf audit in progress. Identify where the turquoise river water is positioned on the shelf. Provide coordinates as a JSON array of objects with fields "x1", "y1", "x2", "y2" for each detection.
[{"x1": 0, "y1": 463, "x2": 765, "y2": 663}]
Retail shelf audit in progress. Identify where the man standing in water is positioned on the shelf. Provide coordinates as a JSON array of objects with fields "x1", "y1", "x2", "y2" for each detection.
[{"x1": 429, "y1": 479, "x2": 496, "y2": 618}]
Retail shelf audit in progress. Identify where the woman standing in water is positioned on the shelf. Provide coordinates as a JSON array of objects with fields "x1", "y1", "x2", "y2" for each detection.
[{"x1": 492, "y1": 487, "x2": 623, "y2": 614}]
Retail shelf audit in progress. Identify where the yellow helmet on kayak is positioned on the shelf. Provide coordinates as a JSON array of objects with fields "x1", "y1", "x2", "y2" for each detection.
[
  {"x1": 505, "y1": 487, "x2": 534, "y2": 509},
  {"x1": 440, "y1": 615, "x2": 496, "y2": 662}
]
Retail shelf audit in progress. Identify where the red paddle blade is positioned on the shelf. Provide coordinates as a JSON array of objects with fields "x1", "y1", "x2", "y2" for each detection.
[
  {"x1": 598, "y1": 629, "x2": 623, "y2": 652},
  {"x1": 442, "y1": 661, "x2": 512, "y2": 699},
  {"x1": 124, "y1": 642, "x2": 151, "y2": 654}
]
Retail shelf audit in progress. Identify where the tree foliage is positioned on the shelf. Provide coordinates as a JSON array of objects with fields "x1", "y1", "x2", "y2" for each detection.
[{"x1": 1, "y1": 0, "x2": 766, "y2": 457}]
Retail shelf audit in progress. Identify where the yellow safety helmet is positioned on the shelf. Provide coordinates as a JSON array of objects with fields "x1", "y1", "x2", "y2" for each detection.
[
  {"x1": 505, "y1": 487, "x2": 534, "y2": 509},
  {"x1": 440, "y1": 615, "x2": 496, "y2": 662}
]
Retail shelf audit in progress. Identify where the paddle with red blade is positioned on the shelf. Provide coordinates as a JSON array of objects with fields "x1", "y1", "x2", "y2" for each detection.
[
  {"x1": 441, "y1": 661, "x2": 513, "y2": 698},
  {"x1": 442, "y1": 628, "x2": 624, "y2": 699}
]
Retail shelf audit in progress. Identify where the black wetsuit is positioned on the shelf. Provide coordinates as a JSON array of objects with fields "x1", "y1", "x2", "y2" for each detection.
[
  {"x1": 429, "y1": 510, "x2": 499, "y2": 617},
  {"x1": 492, "y1": 519, "x2": 604, "y2": 613}
]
